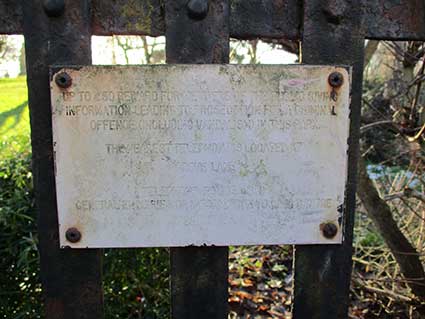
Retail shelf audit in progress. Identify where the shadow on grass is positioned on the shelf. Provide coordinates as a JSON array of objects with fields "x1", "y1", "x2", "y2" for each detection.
[{"x1": 0, "y1": 101, "x2": 28, "y2": 133}]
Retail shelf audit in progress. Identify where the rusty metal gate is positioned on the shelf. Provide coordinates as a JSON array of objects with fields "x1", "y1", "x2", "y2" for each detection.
[{"x1": 1, "y1": 0, "x2": 425, "y2": 318}]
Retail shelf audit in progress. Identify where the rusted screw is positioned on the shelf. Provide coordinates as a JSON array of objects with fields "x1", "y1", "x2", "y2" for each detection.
[
  {"x1": 43, "y1": 0, "x2": 65, "y2": 17},
  {"x1": 187, "y1": 0, "x2": 209, "y2": 20},
  {"x1": 65, "y1": 227, "x2": 81, "y2": 243},
  {"x1": 55, "y1": 72, "x2": 72, "y2": 89},
  {"x1": 328, "y1": 71, "x2": 344, "y2": 88},
  {"x1": 321, "y1": 222, "x2": 338, "y2": 239}
]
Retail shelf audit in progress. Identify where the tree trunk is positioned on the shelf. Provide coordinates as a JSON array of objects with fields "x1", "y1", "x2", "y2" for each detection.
[{"x1": 357, "y1": 157, "x2": 425, "y2": 300}]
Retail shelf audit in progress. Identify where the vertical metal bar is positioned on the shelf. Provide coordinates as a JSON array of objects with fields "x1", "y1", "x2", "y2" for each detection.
[
  {"x1": 292, "y1": 1, "x2": 365, "y2": 318},
  {"x1": 21, "y1": 1, "x2": 104, "y2": 318},
  {"x1": 165, "y1": 0, "x2": 229, "y2": 318}
]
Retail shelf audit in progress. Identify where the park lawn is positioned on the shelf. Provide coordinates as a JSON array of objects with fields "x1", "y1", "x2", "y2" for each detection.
[{"x1": 0, "y1": 76, "x2": 30, "y2": 158}]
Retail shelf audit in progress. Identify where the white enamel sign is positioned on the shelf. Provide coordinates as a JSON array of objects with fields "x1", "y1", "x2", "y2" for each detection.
[{"x1": 51, "y1": 65, "x2": 351, "y2": 248}]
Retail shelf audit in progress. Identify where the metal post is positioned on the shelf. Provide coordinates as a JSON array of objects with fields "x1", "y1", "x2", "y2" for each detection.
[
  {"x1": 21, "y1": 1, "x2": 104, "y2": 318},
  {"x1": 292, "y1": 1, "x2": 365, "y2": 318},
  {"x1": 165, "y1": 0, "x2": 229, "y2": 318}
]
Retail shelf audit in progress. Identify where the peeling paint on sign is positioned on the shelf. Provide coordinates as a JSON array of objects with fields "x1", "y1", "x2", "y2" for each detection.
[{"x1": 50, "y1": 65, "x2": 351, "y2": 248}]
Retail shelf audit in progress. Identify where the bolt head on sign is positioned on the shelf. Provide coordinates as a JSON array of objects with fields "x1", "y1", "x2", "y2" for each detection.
[
  {"x1": 50, "y1": 65, "x2": 351, "y2": 248},
  {"x1": 321, "y1": 222, "x2": 338, "y2": 239},
  {"x1": 328, "y1": 71, "x2": 344, "y2": 88},
  {"x1": 65, "y1": 227, "x2": 82, "y2": 243},
  {"x1": 55, "y1": 72, "x2": 72, "y2": 88}
]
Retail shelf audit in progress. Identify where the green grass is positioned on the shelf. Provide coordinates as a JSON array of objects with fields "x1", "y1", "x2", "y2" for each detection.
[{"x1": 0, "y1": 76, "x2": 30, "y2": 158}]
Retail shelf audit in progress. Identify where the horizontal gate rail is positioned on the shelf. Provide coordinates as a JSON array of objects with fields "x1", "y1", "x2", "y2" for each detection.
[{"x1": 3, "y1": 0, "x2": 425, "y2": 40}]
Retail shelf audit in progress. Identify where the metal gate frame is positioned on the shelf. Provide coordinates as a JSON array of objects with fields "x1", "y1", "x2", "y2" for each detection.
[{"x1": 1, "y1": 0, "x2": 425, "y2": 318}]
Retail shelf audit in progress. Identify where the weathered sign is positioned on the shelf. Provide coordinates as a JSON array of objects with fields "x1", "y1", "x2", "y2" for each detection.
[{"x1": 50, "y1": 65, "x2": 350, "y2": 248}]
